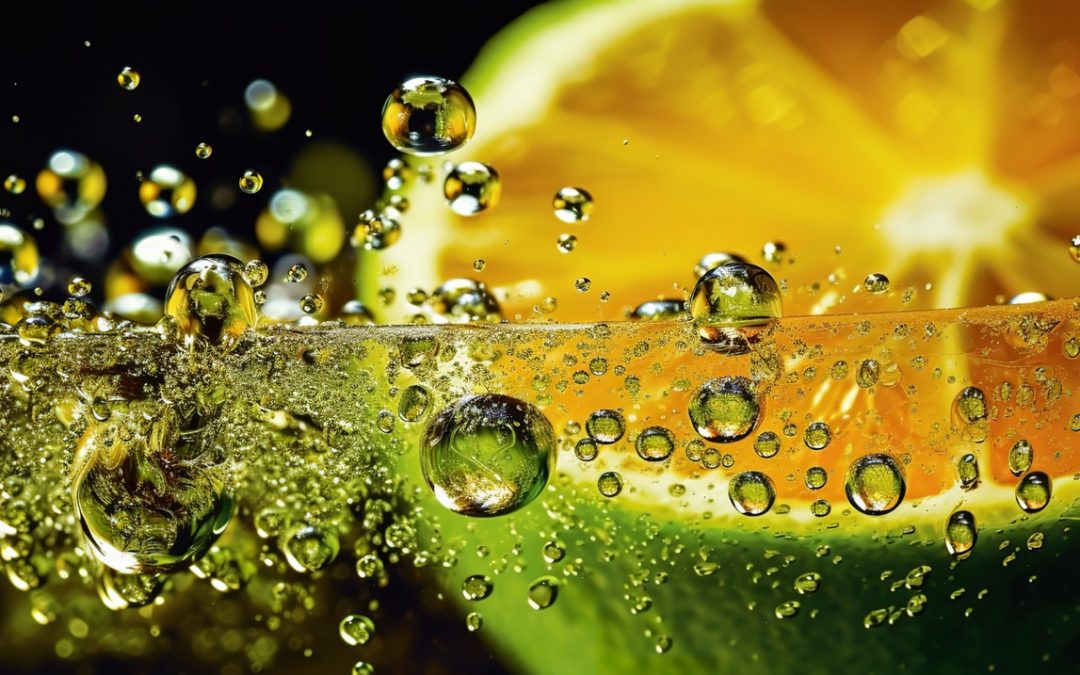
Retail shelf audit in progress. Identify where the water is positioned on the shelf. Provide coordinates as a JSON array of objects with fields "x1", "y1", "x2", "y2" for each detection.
[
  {"x1": 688, "y1": 376, "x2": 760, "y2": 443},
  {"x1": 381, "y1": 76, "x2": 476, "y2": 156},
  {"x1": 844, "y1": 454, "x2": 906, "y2": 515},
  {"x1": 444, "y1": 162, "x2": 501, "y2": 216},
  {"x1": 552, "y1": 187, "x2": 594, "y2": 223}
]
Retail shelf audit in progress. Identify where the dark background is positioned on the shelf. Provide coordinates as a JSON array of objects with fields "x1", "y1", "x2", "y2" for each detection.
[{"x1": 0, "y1": 1, "x2": 538, "y2": 277}]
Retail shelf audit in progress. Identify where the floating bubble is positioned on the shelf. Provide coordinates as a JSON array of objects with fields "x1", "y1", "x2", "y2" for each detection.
[
  {"x1": 635, "y1": 426, "x2": 675, "y2": 462},
  {"x1": 1008, "y1": 439, "x2": 1033, "y2": 476},
  {"x1": 381, "y1": 76, "x2": 476, "y2": 155},
  {"x1": 630, "y1": 299, "x2": 686, "y2": 321},
  {"x1": 72, "y1": 409, "x2": 233, "y2": 574},
  {"x1": 67, "y1": 276, "x2": 91, "y2": 297},
  {"x1": 420, "y1": 394, "x2": 555, "y2": 517},
  {"x1": 0, "y1": 223, "x2": 40, "y2": 287},
  {"x1": 354, "y1": 209, "x2": 401, "y2": 250},
  {"x1": 556, "y1": 233, "x2": 578, "y2": 253},
  {"x1": 164, "y1": 254, "x2": 258, "y2": 351},
  {"x1": 339, "y1": 614, "x2": 376, "y2": 646},
  {"x1": 542, "y1": 541, "x2": 566, "y2": 563},
  {"x1": 689, "y1": 376, "x2": 760, "y2": 443},
  {"x1": 351, "y1": 662, "x2": 374, "y2": 675},
  {"x1": 299, "y1": 293, "x2": 324, "y2": 314},
  {"x1": 855, "y1": 359, "x2": 880, "y2": 388},
  {"x1": 466, "y1": 612, "x2": 483, "y2": 632},
  {"x1": 527, "y1": 576, "x2": 559, "y2": 610},
  {"x1": 574, "y1": 438, "x2": 598, "y2": 462},
  {"x1": 945, "y1": 510, "x2": 977, "y2": 557},
  {"x1": 574, "y1": 277, "x2": 591, "y2": 292},
  {"x1": 863, "y1": 273, "x2": 890, "y2": 294},
  {"x1": 239, "y1": 170, "x2": 264, "y2": 194},
  {"x1": 1070, "y1": 234, "x2": 1080, "y2": 263},
  {"x1": 340, "y1": 300, "x2": 376, "y2": 325},
  {"x1": 398, "y1": 385, "x2": 431, "y2": 423},
  {"x1": 3, "y1": 174, "x2": 26, "y2": 194},
  {"x1": 36, "y1": 150, "x2": 107, "y2": 224},
  {"x1": 139, "y1": 165, "x2": 196, "y2": 218},
  {"x1": 952, "y1": 386, "x2": 989, "y2": 442},
  {"x1": 728, "y1": 471, "x2": 775, "y2": 516},
  {"x1": 690, "y1": 261, "x2": 782, "y2": 345},
  {"x1": 586, "y1": 409, "x2": 625, "y2": 444},
  {"x1": 810, "y1": 499, "x2": 831, "y2": 517},
  {"x1": 805, "y1": 466, "x2": 827, "y2": 490},
  {"x1": 281, "y1": 525, "x2": 340, "y2": 573},
  {"x1": 762, "y1": 241, "x2": 786, "y2": 263},
  {"x1": 803, "y1": 422, "x2": 832, "y2": 450},
  {"x1": 444, "y1": 162, "x2": 500, "y2": 216},
  {"x1": 1015, "y1": 471, "x2": 1051, "y2": 513},
  {"x1": 552, "y1": 187, "x2": 594, "y2": 223},
  {"x1": 421, "y1": 278, "x2": 501, "y2": 324},
  {"x1": 598, "y1": 471, "x2": 623, "y2": 497},
  {"x1": 844, "y1": 454, "x2": 906, "y2": 515},
  {"x1": 956, "y1": 453, "x2": 979, "y2": 490},
  {"x1": 462, "y1": 574, "x2": 493, "y2": 601},
  {"x1": 117, "y1": 66, "x2": 140, "y2": 90},
  {"x1": 243, "y1": 259, "x2": 268, "y2": 287},
  {"x1": 195, "y1": 142, "x2": 213, "y2": 159}
]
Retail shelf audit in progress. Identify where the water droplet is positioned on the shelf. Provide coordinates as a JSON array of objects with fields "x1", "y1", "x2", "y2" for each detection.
[
  {"x1": 845, "y1": 454, "x2": 905, "y2": 515},
  {"x1": 751, "y1": 431, "x2": 781, "y2": 459},
  {"x1": 945, "y1": 510, "x2": 977, "y2": 557},
  {"x1": 863, "y1": 273, "x2": 890, "y2": 294},
  {"x1": 195, "y1": 142, "x2": 212, "y2": 159},
  {"x1": 243, "y1": 259, "x2": 268, "y2": 287},
  {"x1": 574, "y1": 277, "x2": 591, "y2": 292},
  {"x1": 794, "y1": 572, "x2": 822, "y2": 594},
  {"x1": 542, "y1": 541, "x2": 566, "y2": 563},
  {"x1": 351, "y1": 661, "x2": 374, "y2": 675},
  {"x1": 73, "y1": 411, "x2": 233, "y2": 574},
  {"x1": 3, "y1": 174, "x2": 26, "y2": 194},
  {"x1": 805, "y1": 466, "x2": 827, "y2": 490},
  {"x1": 762, "y1": 241, "x2": 787, "y2": 263},
  {"x1": 527, "y1": 576, "x2": 559, "y2": 609},
  {"x1": 239, "y1": 170, "x2": 263, "y2": 194},
  {"x1": 281, "y1": 525, "x2": 339, "y2": 573},
  {"x1": 952, "y1": 386, "x2": 989, "y2": 442},
  {"x1": 472, "y1": 258, "x2": 486, "y2": 272},
  {"x1": 0, "y1": 223, "x2": 40, "y2": 291},
  {"x1": 598, "y1": 471, "x2": 623, "y2": 498},
  {"x1": 556, "y1": 233, "x2": 578, "y2": 253},
  {"x1": 855, "y1": 359, "x2": 880, "y2": 388},
  {"x1": 1070, "y1": 234, "x2": 1080, "y2": 263},
  {"x1": 906, "y1": 593, "x2": 928, "y2": 617},
  {"x1": 803, "y1": 421, "x2": 832, "y2": 450},
  {"x1": 775, "y1": 600, "x2": 800, "y2": 618},
  {"x1": 420, "y1": 394, "x2": 555, "y2": 517},
  {"x1": 354, "y1": 209, "x2": 402, "y2": 250},
  {"x1": 164, "y1": 255, "x2": 257, "y2": 351},
  {"x1": 1008, "y1": 439, "x2": 1033, "y2": 476},
  {"x1": 956, "y1": 453, "x2": 980, "y2": 490},
  {"x1": 689, "y1": 261, "x2": 782, "y2": 343},
  {"x1": 139, "y1": 165, "x2": 196, "y2": 217},
  {"x1": 465, "y1": 612, "x2": 483, "y2": 632},
  {"x1": 811, "y1": 499, "x2": 831, "y2": 517},
  {"x1": 864, "y1": 609, "x2": 888, "y2": 629},
  {"x1": 381, "y1": 76, "x2": 475, "y2": 155},
  {"x1": 1026, "y1": 532, "x2": 1045, "y2": 550},
  {"x1": 117, "y1": 66, "x2": 140, "y2": 90},
  {"x1": 67, "y1": 276, "x2": 91, "y2": 297},
  {"x1": 398, "y1": 385, "x2": 431, "y2": 423},
  {"x1": 421, "y1": 278, "x2": 501, "y2": 324},
  {"x1": 689, "y1": 376, "x2": 760, "y2": 443},
  {"x1": 1015, "y1": 471, "x2": 1051, "y2": 513},
  {"x1": 728, "y1": 471, "x2": 775, "y2": 516},
  {"x1": 339, "y1": 614, "x2": 376, "y2": 646},
  {"x1": 462, "y1": 574, "x2": 493, "y2": 601},
  {"x1": 630, "y1": 299, "x2": 687, "y2": 321},
  {"x1": 552, "y1": 187, "x2": 594, "y2": 223},
  {"x1": 444, "y1": 162, "x2": 500, "y2": 216},
  {"x1": 340, "y1": 300, "x2": 376, "y2": 325},
  {"x1": 586, "y1": 409, "x2": 625, "y2": 444},
  {"x1": 97, "y1": 569, "x2": 163, "y2": 610},
  {"x1": 286, "y1": 263, "x2": 308, "y2": 283},
  {"x1": 635, "y1": 426, "x2": 675, "y2": 462}
]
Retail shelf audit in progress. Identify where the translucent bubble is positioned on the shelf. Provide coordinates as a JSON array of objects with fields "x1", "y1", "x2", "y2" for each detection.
[
  {"x1": 630, "y1": 299, "x2": 687, "y2": 321},
  {"x1": 542, "y1": 541, "x2": 566, "y2": 563},
  {"x1": 97, "y1": 569, "x2": 163, "y2": 610},
  {"x1": 286, "y1": 263, "x2": 308, "y2": 283},
  {"x1": 239, "y1": 170, "x2": 264, "y2": 194},
  {"x1": 299, "y1": 293, "x2": 324, "y2": 314},
  {"x1": 803, "y1": 421, "x2": 832, "y2": 450},
  {"x1": 381, "y1": 76, "x2": 475, "y2": 155},
  {"x1": 694, "y1": 252, "x2": 747, "y2": 278},
  {"x1": 1008, "y1": 439, "x2": 1033, "y2": 476},
  {"x1": 690, "y1": 261, "x2": 782, "y2": 344},
  {"x1": 130, "y1": 227, "x2": 193, "y2": 285},
  {"x1": 574, "y1": 438, "x2": 598, "y2": 462},
  {"x1": 139, "y1": 165, "x2": 196, "y2": 218},
  {"x1": 945, "y1": 510, "x2": 977, "y2": 557},
  {"x1": 956, "y1": 453, "x2": 979, "y2": 490},
  {"x1": 164, "y1": 255, "x2": 258, "y2": 351},
  {"x1": 195, "y1": 142, "x2": 213, "y2": 159},
  {"x1": 586, "y1": 409, "x2": 625, "y2": 444},
  {"x1": 1015, "y1": 471, "x2": 1051, "y2": 513},
  {"x1": 952, "y1": 386, "x2": 988, "y2": 442},
  {"x1": 689, "y1": 376, "x2": 760, "y2": 443},
  {"x1": 762, "y1": 241, "x2": 786, "y2": 263},
  {"x1": 243, "y1": 259, "x2": 269, "y2": 287},
  {"x1": 354, "y1": 209, "x2": 401, "y2": 250},
  {"x1": 574, "y1": 277, "x2": 591, "y2": 292},
  {"x1": 73, "y1": 409, "x2": 233, "y2": 574},
  {"x1": 527, "y1": 576, "x2": 559, "y2": 610},
  {"x1": 1071, "y1": 234, "x2": 1080, "y2": 263},
  {"x1": 794, "y1": 572, "x2": 822, "y2": 595},
  {"x1": 598, "y1": 471, "x2": 623, "y2": 497},
  {"x1": 444, "y1": 162, "x2": 500, "y2": 216},
  {"x1": 556, "y1": 233, "x2": 578, "y2": 253},
  {"x1": 805, "y1": 466, "x2": 827, "y2": 490},
  {"x1": 552, "y1": 187, "x2": 594, "y2": 223},
  {"x1": 383, "y1": 157, "x2": 412, "y2": 190},
  {"x1": 420, "y1": 394, "x2": 555, "y2": 517},
  {"x1": 855, "y1": 359, "x2": 880, "y2": 388},
  {"x1": 117, "y1": 66, "x2": 140, "y2": 90},
  {"x1": 635, "y1": 426, "x2": 675, "y2": 462},
  {"x1": 67, "y1": 276, "x2": 91, "y2": 297},
  {"x1": 810, "y1": 499, "x2": 831, "y2": 517},
  {"x1": 863, "y1": 273, "x2": 890, "y2": 294},
  {"x1": 753, "y1": 431, "x2": 780, "y2": 458},
  {"x1": 728, "y1": 471, "x2": 775, "y2": 516},
  {"x1": 398, "y1": 385, "x2": 430, "y2": 423},
  {"x1": 466, "y1": 612, "x2": 483, "y2": 632},
  {"x1": 844, "y1": 454, "x2": 906, "y2": 515},
  {"x1": 422, "y1": 278, "x2": 501, "y2": 324},
  {"x1": 462, "y1": 574, "x2": 493, "y2": 601},
  {"x1": 281, "y1": 525, "x2": 340, "y2": 573},
  {"x1": 3, "y1": 174, "x2": 26, "y2": 194},
  {"x1": 775, "y1": 601, "x2": 800, "y2": 619},
  {"x1": 35, "y1": 150, "x2": 107, "y2": 224},
  {"x1": 339, "y1": 614, "x2": 375, "y2": 646},
  {"x1": 0, "y1": 223, "x2": 40, "y2": 287},
  {"x1": 340, "y1": 300, "x2": 376, "y2": 325},
  {"x1": 351, "y1": 662, "x2": 374, "y2": 675}
]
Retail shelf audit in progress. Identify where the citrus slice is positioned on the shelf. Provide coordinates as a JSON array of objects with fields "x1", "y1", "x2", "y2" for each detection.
[{"x1": 363, "y1": 0, "x2": 1080, "y2": 322}]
